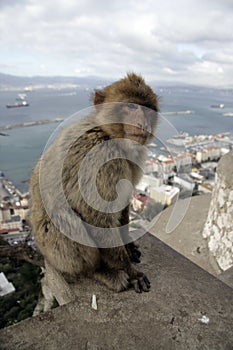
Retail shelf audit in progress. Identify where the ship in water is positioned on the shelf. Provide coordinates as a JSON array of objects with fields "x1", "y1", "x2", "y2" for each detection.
[
  {"x1": 210, "y1": 103, "x2": 224, "y2": 109},
  {"x1": 6, "y1": 94, "x2": 29, "y2": 108}
]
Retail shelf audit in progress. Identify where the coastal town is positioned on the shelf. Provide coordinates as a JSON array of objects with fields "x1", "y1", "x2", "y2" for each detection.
[
  {"x1": 0, "y1": 172, "x2": 30, "y2": 244},
  {"x1": 0, "y1": 131, "x2": 233, "y2": 245},
  {"x1": 131, "y1": 131, "x2": 233, "y2": 226}
]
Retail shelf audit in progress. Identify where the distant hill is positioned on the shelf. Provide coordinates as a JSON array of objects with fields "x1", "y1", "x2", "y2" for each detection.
[
  {"x1": 0, "y1": 72, "x2": 196, "y2": 88},
  {"x1": 0, "y1": 72, "x2": 111, "y2": 89},
  {"x1": 1, "y1": 72, "x2": 231, "y2": 91}
]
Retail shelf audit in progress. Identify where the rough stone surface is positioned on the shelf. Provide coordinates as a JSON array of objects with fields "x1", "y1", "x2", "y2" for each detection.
[
  {"x1": 1, "y1": 233, "x2": 233, "y2": 350},
  {"x1": 219, "y1": 266, "x2": 233, "y2": 289},
  {"x1": 203, "y1": 151, "x2": 233, "y2": 271},
  {"x1": 151, "y1": 193, "x2": 220, "y2": 275}
]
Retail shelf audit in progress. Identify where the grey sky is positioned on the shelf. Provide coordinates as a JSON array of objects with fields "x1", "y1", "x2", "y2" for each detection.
[{"x1": 0, "y1": 0, "x2": 233, "y2": 86}]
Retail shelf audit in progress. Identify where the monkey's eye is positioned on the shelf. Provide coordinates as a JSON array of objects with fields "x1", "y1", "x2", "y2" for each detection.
[{"x1": 126, "y1": 103, "x2": 137, "y2": 110}]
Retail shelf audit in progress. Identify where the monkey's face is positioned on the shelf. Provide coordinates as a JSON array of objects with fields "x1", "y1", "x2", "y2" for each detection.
[
  {"x1": 94, "y1": 73, "x2": 159, "y2": 145},
  {"x1": 121, "y1": 103, "x2": 157, "y2": 145},
  {"x1": 96, "y1": 101, "x2": 158, "y2": 146}
]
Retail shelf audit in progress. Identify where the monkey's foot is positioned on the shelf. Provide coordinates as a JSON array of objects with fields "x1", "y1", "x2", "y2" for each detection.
[
  {"x1": 126, "y1": 241, "x2": 141, "y2": 263},
  {"x1": 128, "y1": 270, "x2": 151, "y2": 293},
  {"x1": 94, "y1": 269, "x2": 130, "y2": 292}
]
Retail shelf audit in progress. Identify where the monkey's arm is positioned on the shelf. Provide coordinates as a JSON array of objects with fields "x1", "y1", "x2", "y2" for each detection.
[
  {"x1": 120, "y1": 205, "x2": 141, "y2": 263},
  {"x1": 92, "y1": 159, "x2": 150, "y2": 292}
]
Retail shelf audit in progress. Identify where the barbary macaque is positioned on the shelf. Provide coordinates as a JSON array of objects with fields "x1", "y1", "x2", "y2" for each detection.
[{"x1": 30, "y1": 73, "x2": 159, "y2": 304}]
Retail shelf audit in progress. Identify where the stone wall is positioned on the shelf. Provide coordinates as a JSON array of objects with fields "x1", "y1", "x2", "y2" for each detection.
[
  {"x1": 1, "y1": 233, "x2": 233, "y2": 350},
  {"x1": 203, "y1": 151, "x2": 233, "y2": 271}
]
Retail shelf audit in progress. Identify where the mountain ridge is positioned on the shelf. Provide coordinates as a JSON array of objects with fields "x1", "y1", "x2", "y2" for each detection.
[{"x1": 0, "y1": 72, "x2": 232, "y2": 90}]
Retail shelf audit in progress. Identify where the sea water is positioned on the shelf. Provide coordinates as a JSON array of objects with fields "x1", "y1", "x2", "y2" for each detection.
[{"x1": 0, "y1": 86, "x2": 233, "y2": 192}]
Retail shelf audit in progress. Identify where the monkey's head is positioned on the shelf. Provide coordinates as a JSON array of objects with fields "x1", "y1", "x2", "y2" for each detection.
[{"x1": 93, "y1": 73, "x2": 159, "y2": 145}]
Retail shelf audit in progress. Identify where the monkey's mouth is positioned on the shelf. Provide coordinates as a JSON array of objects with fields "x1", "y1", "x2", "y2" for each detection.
[
  {"x1": 124, "y1": 132, "x2": 148, "y2": 144},
  {"x1": 124, "y1": 125, "x2": 151, "y2": 144}
]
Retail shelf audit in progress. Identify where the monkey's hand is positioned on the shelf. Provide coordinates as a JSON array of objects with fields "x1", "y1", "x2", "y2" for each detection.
[
  {"x1": 126, "y1": 241, "x2": 141, "y2": 263},
  {"x1": 128, "y1": 269, "x2": 151, "y2": 293}
]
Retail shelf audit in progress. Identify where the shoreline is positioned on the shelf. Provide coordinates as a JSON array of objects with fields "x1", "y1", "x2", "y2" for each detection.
[{"x1": 0, "y1": 117, "x2": 64, "y2": 131}]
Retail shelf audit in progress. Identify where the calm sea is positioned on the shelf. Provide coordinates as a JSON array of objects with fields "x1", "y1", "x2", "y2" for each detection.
[{"x1": 0, "y1": 86, "x2": 233, "y2": 192}]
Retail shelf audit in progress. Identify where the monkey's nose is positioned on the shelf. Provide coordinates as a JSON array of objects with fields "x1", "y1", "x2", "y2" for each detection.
[{"x1": 137, "y1": 122, "x2": 150, "y2": 132}]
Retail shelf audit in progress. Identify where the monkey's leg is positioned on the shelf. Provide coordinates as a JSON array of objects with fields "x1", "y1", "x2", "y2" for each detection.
[
  {"x1": 120, "y1": 206, "x2": 141, "y2": 263},
  {"x1": 45, "y1": 260, "x2": 76, "y2": 305},
  {"x1": 94, "y1": 268, "x2": 129, "y2": 292},
  {"x1": 97, "y1": 246, "x2": 150, "y2": 293},
  {"x1": 126, "y1": 241, "x2": 141, "y2": 263}
]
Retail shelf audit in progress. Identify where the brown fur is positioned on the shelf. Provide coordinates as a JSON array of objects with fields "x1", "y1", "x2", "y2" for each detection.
[{"x1": 30, "y1": 73, "x2": 159, "y2": 302}]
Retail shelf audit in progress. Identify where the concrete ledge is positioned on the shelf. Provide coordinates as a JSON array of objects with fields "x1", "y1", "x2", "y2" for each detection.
[
  {"x1": 1, "y1": 233, "x2": 233, "y2": 350},
  {"x1": 150, "y1": 194, "x2": 221, "y2": 276},
  {"x1": 219, "y1": 266, "x2": 233, "y2": 289}
]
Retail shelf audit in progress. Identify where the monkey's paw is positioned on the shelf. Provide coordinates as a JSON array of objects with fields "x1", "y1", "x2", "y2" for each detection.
[{"x1": 128, "y1": 271, "x2": 150, "y2": 293}]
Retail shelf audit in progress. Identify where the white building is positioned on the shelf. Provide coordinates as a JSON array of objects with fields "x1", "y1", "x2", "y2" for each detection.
[
  {"x1": 135, "y1": 182, "x2": 149, "y2": 193},
  {"x1": 162, "y1": 159, "x2": 175, "y2": 174},
  {"x1": 173, "y1": 174, "x2": 195, "y2": 192},
  {"x1": 0, "y1": 204, "x2": 11, "y2": 221},
  {"x1": 0, "y1": 272, "x2": 15, "y2": 296},
  {"x1": 190, "y1": 172, "x2": 204, "y2": 183},
  {"x1": 196, "y1": 146, "x2": 221, "y2": 163},
  {"x1": 136, "y1": 175, "x2": 164, "y2": 197},
  {"x1": 140, "y1": 175, "x2": 163, "y2": 189},
  {"x1": 0, "y1": 215, "x2": 21, "y2": 232},
  {"x1": 221, "y1": 147, "x2": 230, "y2": 156},
  {"x1": 150, "y1": 185, "x2": 180, "y2": 206},
  {"x1": 175, "y1": 153, "x2": 192, "y2": 169},
  {"x1": 157, "y1": 155, "x2": 176, "y2": 174},
  {"x1": 0, "y1": 198, "x2": 29, "y2": 232},
  {"x1": 144, "y1": 159, "x2": 161, "y2": 174},
  {"x1": 13, "y1": 202, "x2": 29, "y2": 220},
  {"x1": 157, "y1": 153, "x2": 191, "y2": 174}
]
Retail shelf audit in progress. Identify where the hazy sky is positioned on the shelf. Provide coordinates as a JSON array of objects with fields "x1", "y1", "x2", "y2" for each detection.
[{"x1": 0, "y1": 0, "x2": 233, "y2": 86}]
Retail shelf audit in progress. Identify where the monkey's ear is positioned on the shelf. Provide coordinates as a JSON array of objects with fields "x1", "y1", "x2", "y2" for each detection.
[{"x1": 93, "y1": 90, "x2": 105, "y2": 105}]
